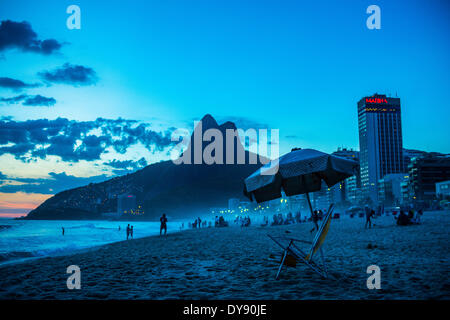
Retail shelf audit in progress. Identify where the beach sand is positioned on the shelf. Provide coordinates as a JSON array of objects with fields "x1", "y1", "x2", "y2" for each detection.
[{"x1": 0, "y1": 211, "x2": 449, "y2": 300}]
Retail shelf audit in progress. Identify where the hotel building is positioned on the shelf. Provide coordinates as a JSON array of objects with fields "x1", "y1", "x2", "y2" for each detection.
[{"x1": 357, "y1": 94, "x2": 405, "y2": 203}]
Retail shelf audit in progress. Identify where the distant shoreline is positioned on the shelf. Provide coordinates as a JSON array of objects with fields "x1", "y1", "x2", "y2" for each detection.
[
  {"x1": 1, "y1": 211, "x2": 449, "y2": 299},
  {"x1": 0, "y1": 220, "x2": 189, "y2": 267}
]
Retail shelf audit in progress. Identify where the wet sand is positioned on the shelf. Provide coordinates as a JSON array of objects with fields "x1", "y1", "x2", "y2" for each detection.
[{"x1": 0, "y1": 211, "x2": 449, "y2": 299}]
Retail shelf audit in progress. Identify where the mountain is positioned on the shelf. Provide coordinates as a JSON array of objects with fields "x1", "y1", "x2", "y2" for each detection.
[{"x1": 25, "y1": 115, "x2": 266, "y2": 220}]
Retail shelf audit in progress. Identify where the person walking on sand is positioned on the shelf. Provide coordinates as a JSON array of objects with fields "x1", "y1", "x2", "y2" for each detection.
[
  {"x1": 365, "y1": 209, "x2": 375, "y2": 229},
  {"x1": 130, "y1": 225, "x2": 134, "y2": 239},
  {"x1": 62, "y1": 227, "x2": 65, "y2": 236},
  {"x1": 126, "y1": 224, "x2": 130, "y2": 240},
  {"x1": 160, "y1": 214, "x2": 168, "y2": 235},
  {"x1": 310, "y1": 210, "x2": 319, "y2": 233},
  {"x1": 197, "y1": 217, "x2": 202, "y2": 229}
]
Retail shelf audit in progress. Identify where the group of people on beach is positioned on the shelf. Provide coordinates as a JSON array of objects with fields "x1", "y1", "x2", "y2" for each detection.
[
  {"x1": 189, "y1": 217, "x2": 208, "y2": 228},
  {"x1": 126, "y1": 224, "x2": 134, "y2": 239},
  {"x1": 121, "y1": 214, "x2": 167, "y2": 239},
  {"x1": 395, "y1": 209, "x2": 423, "y2": 226},
  {"x1": 182, "y1": 215, "x2": 231, "y2": 229},
  {"x1": 215, "y1": 216, "x2": 229, "y2": 227},
  {"x1": 269, "y1": 211, "x2": 304, "y2": 227},
  {"x1": 363, "y1": 206, "x2": 424, "y2": 228},
  {"x1": 235, "y1": 215, "x2": 251, "y2": 227}
]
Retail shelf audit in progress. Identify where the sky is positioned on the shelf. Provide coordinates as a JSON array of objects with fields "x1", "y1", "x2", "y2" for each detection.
[{"x1": 0, "y1": 0, "x2": 449, "y2": 217}]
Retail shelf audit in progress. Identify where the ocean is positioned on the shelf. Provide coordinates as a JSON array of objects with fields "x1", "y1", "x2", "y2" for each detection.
[{"x1": 0, "y1": 219, "x2": 184, "y2": 266}]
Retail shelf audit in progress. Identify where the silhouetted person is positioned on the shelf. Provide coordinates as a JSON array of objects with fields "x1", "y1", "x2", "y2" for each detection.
[
  {"x1": 118, "y1": 226, "x2": 121, "y2": 231},
  {"x1": 285, "y1": 212, "x2": 294, "y2": 224},
  {"x1": 126, "y1": 224, "x2": 130, "y2": 240},
  {"x1": 277, "y1": 213, "x2": 284, "y2": 225},
  {"x1": 365, "y1": 209, "x2": 375, "y2": 229},
  {"x1": 130, "y1": 225, "x2": 134, "y2": 238},
  {"x1": 396, "y1": 210, "x2": 410, "y2": 226},
  {"x1": 271, "y1": 214, "x2": 277, "y2": 226},
  {"x1": 160, "y1": 214, "x2": 168, "y2": 235},
  {"x1": 62, "y1": 227, "x2": 65, "y2": 236},
  {"x1": 310, "y1": 210, "x2": 319, "y2": 233}
]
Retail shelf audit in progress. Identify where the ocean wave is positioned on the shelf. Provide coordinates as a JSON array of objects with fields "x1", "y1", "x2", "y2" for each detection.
[
  {"x1": 0, "y1": 245, "x2": 83, "y2": 264},
  {"x1": 66, "y1": 223, "x2": 116, "y2": 230},
  {"x1": 66, "y1": 223, "x2": 97, "y2": 229},
  {"x1": 0, "y1": 225, "x2": 13, "y2": 232},
  {"x1": 0, "y1": 251, "x2": 34, "y2": 263}
]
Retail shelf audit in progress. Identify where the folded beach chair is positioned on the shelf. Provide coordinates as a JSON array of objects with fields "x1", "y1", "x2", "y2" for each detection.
[{"x1": 268, "y1": 204, "x2": 334, "y2": 279}]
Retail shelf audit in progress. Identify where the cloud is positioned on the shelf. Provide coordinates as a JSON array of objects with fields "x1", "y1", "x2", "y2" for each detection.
[
  {"x1": 38, "y1": 63, "x2": 98, "y2": 86},
  {"x1": 0, "y1": 20, "x2": 62, "y2": 55},
  {"x1": 0, "y1": 77, "x2": 40, "y2": 91},
  {"x1": 0, "y1": 94, "x2": 28, "y2": 104},
  {"x1": 0, "y1": 118, "x2": 175, "y2": 162},
  {"x1": 103, "y1": 157, "x2": 148, "y2": 175},
  {"x1": 23, "y1": 94, "x2": 56, "y2": 106},
  {"x1": 0, "y1": 94, "x2": 56, "y2": 106},
  {"x1": 0, "y1": 172, "x2": 109, "y2": 194},
  {"x1": 0, "y1": 142, "x2": 35, "y2": 158}
]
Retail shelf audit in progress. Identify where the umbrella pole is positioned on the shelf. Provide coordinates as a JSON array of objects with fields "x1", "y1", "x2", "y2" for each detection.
[{"x1": 306, "y1": 192, "x2": 314, "y2": 216}]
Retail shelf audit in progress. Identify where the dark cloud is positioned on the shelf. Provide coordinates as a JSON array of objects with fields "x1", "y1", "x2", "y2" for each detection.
[
  {"x1": 23, "y1": 94, "x2": 56, "y2": 106},
  {"x1": 0, "y1": 94, "x2": 56, "y2": 106},
  {"x1": 0, "y1": 172, "x2": 109, "y2": 195},
  {"x1": 38, "y1": 63, "x2": 98, "y2": 86},
  {"x1": 0, "y1": 77, "x2": 40, "y2": 91},
  {"x1": 0, "y1": 118, "x2": 175, "y2": 162},
  {"x1": 0, "y1": 20, "x2": 62, "y2": 55},
  {"x1": 0, "y1": 94, "x2": 28, "y2": 104},
  {"x1": 0, "y1": 142, "x2": 35, "y2": 158}
]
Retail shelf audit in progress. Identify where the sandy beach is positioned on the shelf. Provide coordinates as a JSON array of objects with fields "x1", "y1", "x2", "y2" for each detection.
[{"x1": 0, "y1": 211, "x2": 449, "y2": 300}]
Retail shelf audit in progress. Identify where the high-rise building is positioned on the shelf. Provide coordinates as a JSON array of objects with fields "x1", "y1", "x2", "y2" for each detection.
[
  {"x1": 403, "y1": 148, "x2": 428, "y2": 168},
  {"x1": 332, "y1": 148, "x2": 360, "y2": 205},
  {"x1": 358, "y1": 94, "x2": 405, "y2": 203},
  {"x1": 436, "y1": 180, "x2": 450, "y2": 199},
  {"x1": 408, "y1": 154, "x2": 450, "y2": 201},
  {"x1": 377, "y1": 173, "x2": 408, "y2": 206}
]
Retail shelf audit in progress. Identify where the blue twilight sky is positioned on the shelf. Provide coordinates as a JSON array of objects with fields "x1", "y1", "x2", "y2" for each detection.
[{"x1": 0, "y1": 0, "x2": 449, "y2": 216}]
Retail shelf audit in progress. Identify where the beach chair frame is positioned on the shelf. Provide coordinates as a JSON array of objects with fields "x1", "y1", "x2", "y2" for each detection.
[{"x1": 268, "y1": 204, "x2": 334, "y2": 279}]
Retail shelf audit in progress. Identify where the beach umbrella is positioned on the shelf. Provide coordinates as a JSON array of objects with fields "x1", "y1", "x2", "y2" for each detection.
[{"x1": 243, "y1": 148, "x2": 359, "y2": 215}]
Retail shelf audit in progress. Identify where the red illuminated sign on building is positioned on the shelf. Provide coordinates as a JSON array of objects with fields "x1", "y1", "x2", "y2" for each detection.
[{"x1": 366, "y1": 97, "x2": 388, "y2": 104}]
